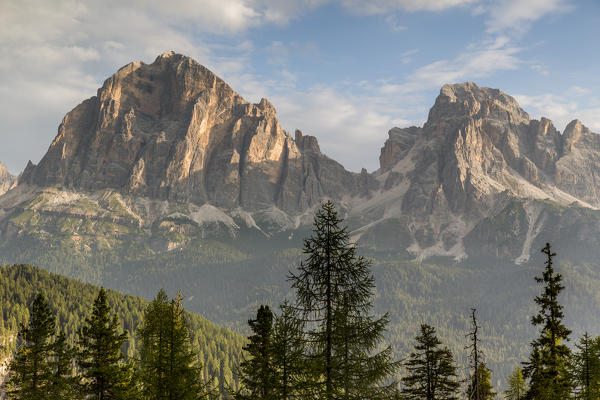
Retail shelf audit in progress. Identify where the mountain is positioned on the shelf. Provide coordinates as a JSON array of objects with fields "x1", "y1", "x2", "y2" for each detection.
[
  {"x1": 0, "y1": 264, "x2": 244, "y2": 391},
  {"x1": 2, "y1": 52, "x2": 600, "y2": 387},
  {"x1": 0, "y1": 163, "x2": 15, "y2": 196},
  {"x1": 21, "y1": 51, "x2": 371, "y2": 215},
  {"x1": 353, "y1": 82, "x2": 600, "y2": 264}
]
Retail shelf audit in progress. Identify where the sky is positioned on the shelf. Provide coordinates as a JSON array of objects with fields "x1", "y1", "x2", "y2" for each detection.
[{"x1": 1, "y1": 0, "x2": 599, "y2": 174}]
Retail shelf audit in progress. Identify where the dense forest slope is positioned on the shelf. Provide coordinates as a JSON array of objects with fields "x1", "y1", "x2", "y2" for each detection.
[{"x1": 0, "y1": 264, "x2": 245, "y2": 389}]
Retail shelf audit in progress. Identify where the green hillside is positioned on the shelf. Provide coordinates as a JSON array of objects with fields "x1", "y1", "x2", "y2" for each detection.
[{"x1": 0, "y1": 264, "x2": 245, "y2": 388}]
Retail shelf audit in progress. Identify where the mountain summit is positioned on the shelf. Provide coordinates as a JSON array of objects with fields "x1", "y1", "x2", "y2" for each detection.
[
  {"x1": 22, "y1": 52, "x2": 369, "y2": 214},
  {"x1": 0, "y1": 162, "x2": 15, "y2": 196},
  {"x1": 365, "y1": 82, "x2": 600, "y2": 262}
]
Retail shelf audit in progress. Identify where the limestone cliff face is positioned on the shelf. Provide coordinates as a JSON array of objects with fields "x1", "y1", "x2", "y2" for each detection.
[
  {"x1": 22, "y1": 52, "x2": 368, "y2": 214},
  {"x1": 0, "y1": 163, "x2": 15, "y2": 196},
  {"x1": 367, "y1": 82, "x2": 600, "y2": 261}
]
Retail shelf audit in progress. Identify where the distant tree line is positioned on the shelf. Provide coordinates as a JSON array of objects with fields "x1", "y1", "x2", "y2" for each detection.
[{"x1": 4, "y1": 202, "x2": 600, "y2": 399}]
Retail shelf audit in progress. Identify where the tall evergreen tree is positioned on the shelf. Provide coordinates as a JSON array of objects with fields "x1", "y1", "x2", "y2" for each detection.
[
  {"x1": 271, "y1": 301, "x2": 306, "y2": 399},
  {"x1": 6, "y1": 293, "x2": 55, "y2": 399},
  {"x1": 466, "y1": 363, "x2": 495, "y2": 400},
  {"x1": 570, "y1": 333, "x2": 600, "y2": 400},
  {"x1": 77, "y1": 287, "x2": 134, "y2": 400},
  {"x1": 523, "y1": 243, "x2": 572, "y2": 400},
  {"x1": 401, "y1": 324, "x2": 459, "y2": 400},
  {"x1": 48, "y1": 331, "x2": 79, "y2": 400},
  {"x1": 504, "y1": 367, "x2": 527, "y2": 400},
  {"x1": 236, "y1": 305, "x2": 276, "y2": 400},
  {"x1": 289, "y1": 200, "x2": 398, "y2": 400},
  {"x1": 137, "y1": 289, "x2": 207, "y2": 400}
]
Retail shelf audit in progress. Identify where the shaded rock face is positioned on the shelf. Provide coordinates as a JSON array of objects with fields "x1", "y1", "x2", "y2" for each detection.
[
  {"x1": 22, "y1": 52, "x2": 369, "y2": 214},
  {"x1": 0, "y1": 163, "x2": 15, "y2": 196}
]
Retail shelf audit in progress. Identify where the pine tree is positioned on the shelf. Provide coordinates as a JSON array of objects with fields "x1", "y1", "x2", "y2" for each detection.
[
  {"x1": 236, "y1": 305, "x2": 277, "y2": 400},
  {"x1": 570, "y1": 333, "x2": 600, "y2": 400},
  {"x1": 289, "y1": 200, "x2": 398, "y2": 399},
  {"x1": 466, "y1": 363, "x2": 495, "y2": 400},
  {"x1": 6, "y1": 293, "x2": 55, "y2": 399},
  {"x1": 523, "y1": 243, "x2": 572, "y2": 400},
  {"x1": 77, "y1": 287, "x2": 134, "y2": 400},
  {"x1": 401, "y1": 324, "x2": 459, "y2": 400},
  {"x1": 48, "y1": 331, "x2": 79, "y2": 400},
  {"x1": 271, "y1": 301, "x2": 306, "y2": 399},
  {"x1": 137, "y1": 289, "x2": 207, "y2": 400},
  {"x1": 504, "y1": 367, "x2": 527, "y2": 400}
]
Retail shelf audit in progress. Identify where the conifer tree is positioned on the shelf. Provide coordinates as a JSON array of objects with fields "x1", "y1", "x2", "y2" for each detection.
[
  {"x1": 570, "y1": 333, "x2": 600, "y2": 400},
  {"x1": 48, "y1": 331, "x2": 79, "y2": 400},
  {"x1": 137, "y1": 289, "x2": 207, "y2": 400},
  {"x1": 289, "y1": 200, "x2": 398, "y2": 399},
  {"x1": 271, "y1": 301, "x2": 306, "y2": 399},
  {"x1": 77, "y1": 287, "x2": 134, "y2": 400},
  {"x1": 523, "y1": 243, "x2": 572, "y2": 400},
  {"x1": 504, "y1": 367, "x2": 527, "y2": 400},
  {"x1": 6, "y1": 293, "x2": 55, "y2": 399},
  {"x1": 466, "y1": 363, "x2": 495, "y2": 400},
  {"x1": 401, "y1": 324, "x2": 459, "y2": 400},
  {"x1": 236, "y1": 305, "x2": 276, "y2": 400}
]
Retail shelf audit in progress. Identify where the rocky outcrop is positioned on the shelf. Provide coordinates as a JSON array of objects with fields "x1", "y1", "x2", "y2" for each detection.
[
  {"x1": 363, "y1": 82, "x2": 600, "y2": 261},
  {"x1": 0, "y1": 163, "x2": 15, "y2": 196},
  {"x1": 22, "y1": 52, "x2": 372, "y2": 214}
]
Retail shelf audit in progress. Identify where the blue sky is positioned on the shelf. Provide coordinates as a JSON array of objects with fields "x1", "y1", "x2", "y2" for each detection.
[{"x1": 1, "y1": 0, "x2": 599, "y2": 174}]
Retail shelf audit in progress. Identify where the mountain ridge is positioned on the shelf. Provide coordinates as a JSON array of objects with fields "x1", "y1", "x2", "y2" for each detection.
[
  {"x1": 21, "y1": 51, "x2": 372, "y2": 215},
  {"x1": 4, "y1": 52, "x2": 600, "y2": 264}
]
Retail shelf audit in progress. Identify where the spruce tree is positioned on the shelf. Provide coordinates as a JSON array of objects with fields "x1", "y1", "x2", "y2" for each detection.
[
  {"x1": 77, "y1": 287, "x2": 134, "y2": 400},
  {"x1": 236, "y1": 305, "x2": 276, "y2": 400},
  {"x1": 271, "y1": 301, "x2": 306, "y2": 399},
  {"x1": 289, "y1": 200, "x2": 398, "y2": 399},
  {"x1": 504, "y1": 367, "x2": 527, "y2": 400},
  {"x1": 401, "y1": 324, "x2": 459, "y2": 400},
  {"x1": 523, "y1": 243, "x2": 572, "y2": 400},
  {"x1": 570, "y1": 333, "x2": 600, "y2": 400},
  {"x1": 6, "y1": 293, "x2": 55, "y2": 399},
  {"x1": 137, "y1": 289, "x2": 207, "y2": 400},
  {"x1": 48, "y1": 331, "x2": 79, "y2": 400},
  {"x1": 466, "y1": 363, "x2": 495, "y2": 400}
]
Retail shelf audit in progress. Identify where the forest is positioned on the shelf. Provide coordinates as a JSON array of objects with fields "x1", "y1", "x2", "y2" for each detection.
[{"x1": 2, "y1": 201, "x2": 600, "y2": 399}]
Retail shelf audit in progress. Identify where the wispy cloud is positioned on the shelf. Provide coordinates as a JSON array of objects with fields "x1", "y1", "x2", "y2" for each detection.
[
  {"x1": 379, "y1": 36, "x2": 521, "y2": 95},
  {"x1": 514, "y1": 93, "x2": 600, "y2": 133},
  {"x1": 340, "y1": 0, "x2": 477, "y2": 14},
  {"x1": 483, "y1": 0, "x2": 572, "y2": 34}
]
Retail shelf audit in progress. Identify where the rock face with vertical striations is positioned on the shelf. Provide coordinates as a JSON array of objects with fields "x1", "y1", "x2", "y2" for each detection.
[
  {"x1": 356, "y1": 82, "x2": 600, "y2": 263},
  {"x1": 21, "y1": 51, "x2": 370, "y2": 215},
  {"x1": 0, "y1": 163, "x2": 15, "y2": 196}
]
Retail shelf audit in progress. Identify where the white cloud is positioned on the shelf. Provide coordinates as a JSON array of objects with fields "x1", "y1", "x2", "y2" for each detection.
[
  {"x1": 484, "y1": 0, "x2": 572, "y2": 34},
  {"x1": 269, "y1": 86, "x2": 410, "y2": 171},
  {"x1": 514, "y1": 93, "x2": 600, "y2": 133},
  {"x1": 340, "y1": 0, "x2": 477, "y2": 14},
  {"x1": 380, "y1": 37, "x2": 521, "y2": 95}
]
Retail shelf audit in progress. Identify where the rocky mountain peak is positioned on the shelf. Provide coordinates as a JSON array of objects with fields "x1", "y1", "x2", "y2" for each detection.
[
  {"x1": 426, "y1": 82, "x2": 530, "y2": 132},
  {"x1": 0, "y1": 162, "x2": 16, "y2": 196},
  {"x1": 20, "y1": 53, "x2": 368, "y2": 214}
]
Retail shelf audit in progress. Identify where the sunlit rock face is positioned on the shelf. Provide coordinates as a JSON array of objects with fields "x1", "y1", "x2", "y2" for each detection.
[
  {"x1": 0, "y1": 162, "x2": 15, "y2": 196},
  {"x1": 367, "y1": 82, "x2": 600, "y2": 262},
  {"x1": 21, "y1": 51, "x2": 370, "y2": 214}
]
